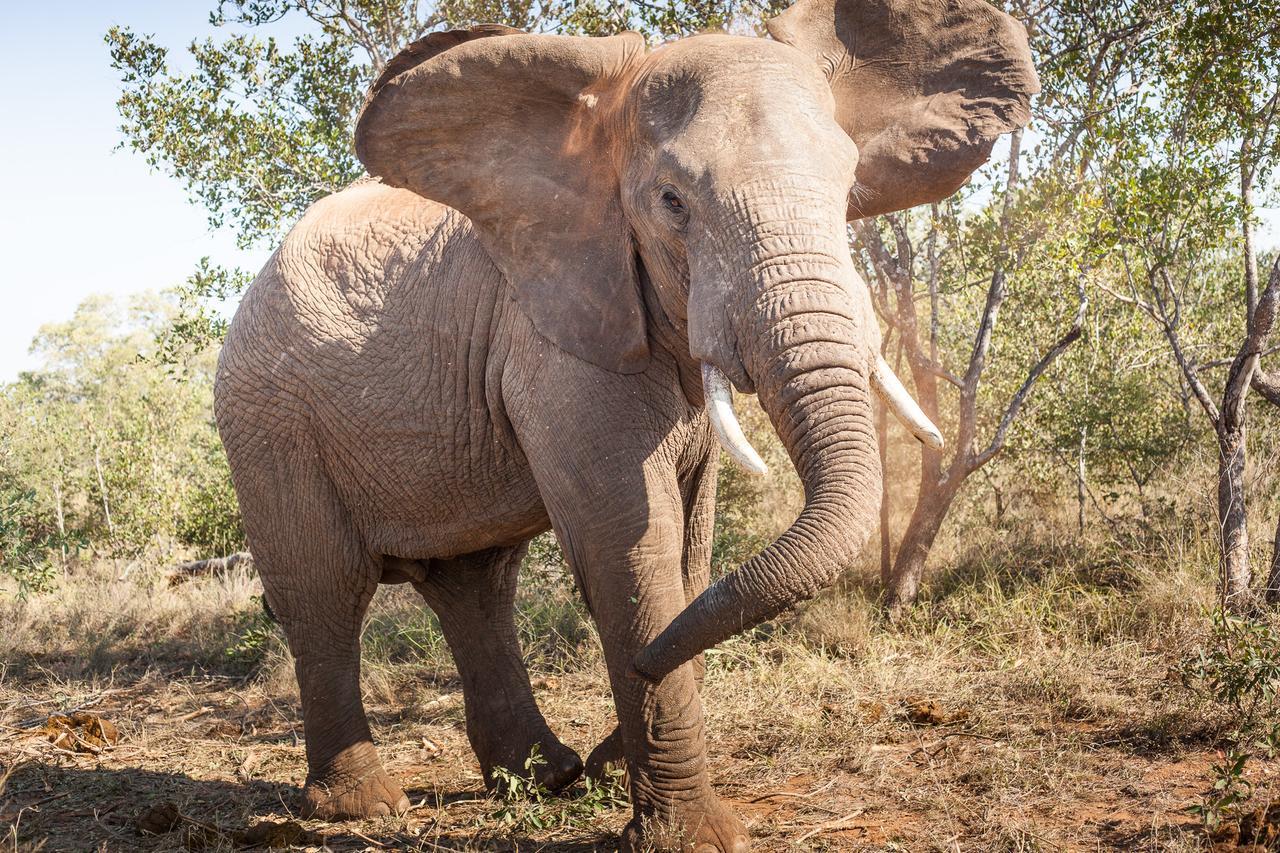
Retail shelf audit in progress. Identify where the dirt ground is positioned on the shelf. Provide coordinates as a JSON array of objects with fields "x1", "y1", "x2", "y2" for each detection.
[
  {"x1": 2, "y1": 552, "x2": 1276, "y2": 851},
  {"x1": 1, "y1": 663, "x2": 1267, "y2": 851}
]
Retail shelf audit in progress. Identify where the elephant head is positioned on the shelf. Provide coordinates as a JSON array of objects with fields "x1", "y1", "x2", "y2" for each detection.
[{"x1": 354, "y1": 0, "x2": 1038, "y2": 679}]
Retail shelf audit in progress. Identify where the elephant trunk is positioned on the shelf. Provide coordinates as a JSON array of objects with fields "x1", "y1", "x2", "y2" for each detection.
[{"x1": 634, "y1": 252, "x2": 883, "y2": 682}]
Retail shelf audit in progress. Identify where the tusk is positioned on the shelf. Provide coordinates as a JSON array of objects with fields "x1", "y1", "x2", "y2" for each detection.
[
  {"x1": 701, "y1": 362, "x2": 768, "y2": 476},
  {"x1": 871, "y1": 355, "x2": 945, "y2": 450}
]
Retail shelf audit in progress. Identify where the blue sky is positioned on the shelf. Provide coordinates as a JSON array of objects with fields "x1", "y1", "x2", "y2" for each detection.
[
  {"x1": 0, "y1": 3, "x2": 303, "y2": 380},
  {"x1": 0, "y1": 4, "x2": 1276, "y2": 381}
]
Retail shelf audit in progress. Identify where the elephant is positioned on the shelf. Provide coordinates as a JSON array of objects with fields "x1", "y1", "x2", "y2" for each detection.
[{"x1": 212, "y1": 0, "x2": 1037, "y2": 848}]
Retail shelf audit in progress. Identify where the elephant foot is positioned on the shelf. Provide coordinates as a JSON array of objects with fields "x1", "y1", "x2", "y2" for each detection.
[
  {"x1": 478, "y1": 722, "x2": 583, "y2": 793},
  {"x1": 301, "y1": 748, "x2": 410, "y2": 820},
  {"x1": 622, "y1": 795, "x2": 750, "y2": 853},
  {"x1": 584, "y1": 726, "x2": 627, "y2": 783}
]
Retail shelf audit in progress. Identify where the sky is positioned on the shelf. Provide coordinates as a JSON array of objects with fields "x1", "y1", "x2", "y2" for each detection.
[
  {"x1": 0, "y1": 4, "x2": 1277, "y2": 382},
  {"x1": 0, "y1": 3, "x2": 303, "y2": 380}
]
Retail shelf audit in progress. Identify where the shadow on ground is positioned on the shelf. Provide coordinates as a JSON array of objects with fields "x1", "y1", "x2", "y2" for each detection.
[{"x1": 2, "y1": 763, "x2": 619, "y2": 851}]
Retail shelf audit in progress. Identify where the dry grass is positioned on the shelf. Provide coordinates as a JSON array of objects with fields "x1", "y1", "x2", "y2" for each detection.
[{"x1": 1, "y1": 519, "x2": 1275, "y2": 851}]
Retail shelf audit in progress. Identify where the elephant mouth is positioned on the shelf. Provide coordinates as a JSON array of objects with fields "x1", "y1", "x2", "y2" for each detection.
[{"x1": 700, "y1": 351, "x2": 942, "y2": 479}]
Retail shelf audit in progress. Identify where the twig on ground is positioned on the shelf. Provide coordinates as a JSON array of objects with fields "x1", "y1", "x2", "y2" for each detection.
[
  {"x1": 347, "y1": 827, "x2": 392, "y2": 848},
  {"x1": 176, "y1": 706, "x2": 214, "y2": 723},
  {"x1": 909, "y1": 730, "x2": 1001, "y2": 763},
  {"x1": 748, "y1": 778, "x2": 838, "y2": 803},
  {"x1": 20, "y1": 791, "x2": 71, "y2": 810},
  {"x1": 795, "y1": 807, "x2": 868, "y2": 843}
]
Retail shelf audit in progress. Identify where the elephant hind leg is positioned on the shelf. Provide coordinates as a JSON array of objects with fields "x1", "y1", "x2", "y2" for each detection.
[
  {"x1": 414, "y1": 544, "x2": 582, "y2": 792},
  {"x1": 231, "y1": 441, "x2": 408, "y2": 820}
]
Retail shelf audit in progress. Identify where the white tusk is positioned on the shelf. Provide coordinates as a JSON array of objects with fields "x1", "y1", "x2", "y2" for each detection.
[
  {"x1": 871, "y1": 355, "x2": 945, "y2": 450},
  {"x1": 701, "y1": 362, "x2": 768, "y2": 476}
]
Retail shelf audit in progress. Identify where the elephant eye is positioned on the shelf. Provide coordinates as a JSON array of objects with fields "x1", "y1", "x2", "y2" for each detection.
[{"x1": 661, "y1": 189, "x2": 685, "y2": 215}]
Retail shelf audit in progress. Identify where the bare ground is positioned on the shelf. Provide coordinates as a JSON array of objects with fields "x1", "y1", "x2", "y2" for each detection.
[{"x1": 1, "y1": 541, "x2": 1275, "y2": 852}]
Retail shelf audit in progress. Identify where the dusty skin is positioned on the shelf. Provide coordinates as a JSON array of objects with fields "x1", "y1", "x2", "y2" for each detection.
[{"x1": 210, "y1": 0, "x2": 1037, "y2": 849}]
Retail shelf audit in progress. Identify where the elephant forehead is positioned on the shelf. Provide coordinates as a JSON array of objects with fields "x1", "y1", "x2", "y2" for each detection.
[{"x1": 633, "y1": 35, "x2": 837, "y2": 141}]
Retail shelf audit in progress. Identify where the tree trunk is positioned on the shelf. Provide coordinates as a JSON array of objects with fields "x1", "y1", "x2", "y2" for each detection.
[
  {"x1": 1076, "y1": 427, "x2": 1087, "y2": 534},
  {"x1": 1266, "y1": 514, "x2": 1280, "y2": 605},
  {"x1": 884, "y1": 478, "x2": 958, "y2": 611},
  {"x1": 1217, "y1": 424, "x2": 1253, "y2": 613},
  {"x1": 53, "y1": 480, "x2": 67, "y2": 570},
  {"x1": 92, "y1": 443, "x2": 114, "y2": 538}
]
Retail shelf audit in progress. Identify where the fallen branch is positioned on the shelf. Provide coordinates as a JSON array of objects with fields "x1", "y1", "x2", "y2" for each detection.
[
  {"x1": 167, "y1": 552, "x2": 253, "y2": 585},
  {"x1": 795, "y1": 807, "x2": 869, "y2": 843},
  {"x1": 749, "y1": 779, "x2": 838, "y2": 804}
]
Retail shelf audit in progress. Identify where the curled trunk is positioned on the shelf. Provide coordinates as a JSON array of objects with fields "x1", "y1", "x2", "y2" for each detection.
[{"x1": 635, "y1": 281, "x2": 882, "y2": 681}]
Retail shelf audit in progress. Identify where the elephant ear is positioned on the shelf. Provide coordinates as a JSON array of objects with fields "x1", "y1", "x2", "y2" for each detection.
[
  {"x1": 356, "y1": 28, "x2": 651, "y2": 373},
  {"x1": 767, "y1": 0, "x2": 1039, "y2": 219}
]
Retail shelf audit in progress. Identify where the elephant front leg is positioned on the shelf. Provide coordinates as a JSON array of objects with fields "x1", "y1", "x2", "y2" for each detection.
[
  {"x1": 585, "y1": 445, "x2": 719, "y2": 783},
  {"x1": 560, "y1": 482, "x2": 748, "y2": 853},
  {"x1": 293, "y1": 645, "x2": 410, "y2": 819}
]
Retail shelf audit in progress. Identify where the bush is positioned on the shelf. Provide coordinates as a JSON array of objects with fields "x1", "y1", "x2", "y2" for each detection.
[
  {"x1": 0, "y1": 481, "x2": 60, "y2": 594},
  {"x1": 0, "y1": 293, "x2": 245, "y2": 584},
  {"x1": 1181, "y1": 611, "x2": 1280, "y2": 829}
]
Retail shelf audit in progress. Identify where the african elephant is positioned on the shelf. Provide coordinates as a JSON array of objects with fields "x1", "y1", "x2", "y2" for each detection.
[{"x1": 213, "y1": 0, "x2": 1036, "y2": 848}]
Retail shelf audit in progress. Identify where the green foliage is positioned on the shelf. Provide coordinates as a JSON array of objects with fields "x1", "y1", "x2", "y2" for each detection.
[
  {"x1": 224, "y1": 594, "x2": 284, "y2": 668},
  {"x1": 176, "y1": 434, "x2": 246, "y2": 557},
  {"x1": 154, "y1": 259, "x2": 255, "y2": 369},
  {"x1": 1190, "y1": 747, "x2": 1255, "y2": 832},
  {"x1": 1180, "y1": 611, "x2": 1280, "y2": 829},
  {"x1": 0, "y1": 484, "x2": 61, "y2": 595},
  {"x1": 107, "y1": 25, "x2": 366, "y2": 249},
  {"x1": 1182, "y1": 611, "x2": 1280, "y2": 723},
  {"x1": 488, "y1": 745, "x2": 628, "y2": 833},
  {"x1": 0, "y1": 293, "x2": 246, "y2": 592}
]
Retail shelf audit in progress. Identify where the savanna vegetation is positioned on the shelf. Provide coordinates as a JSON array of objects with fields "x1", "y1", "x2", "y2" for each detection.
[{"x1": 3, "y1": 0, "x2": 1280, "y2": 850}]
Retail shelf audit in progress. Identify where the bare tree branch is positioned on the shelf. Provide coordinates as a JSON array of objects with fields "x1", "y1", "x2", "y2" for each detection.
[
  {"x1": 1195, "y1": 344, "x2": 1280, "y2": 372},
  {"x1": 971, "y1": 276, "x2": 1089, "y2": 470},
  {"x1": 960, "y1": 129, "x2": 1024, "y2": 450},
  {"x1": 1253, "y1": 369, "x2": 1280, "y2": 407}
]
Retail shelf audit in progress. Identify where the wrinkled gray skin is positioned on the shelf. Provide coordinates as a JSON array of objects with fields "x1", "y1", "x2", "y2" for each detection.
[{"x1": 214, "y1": 1, "x2": 1036, "y2": 848}]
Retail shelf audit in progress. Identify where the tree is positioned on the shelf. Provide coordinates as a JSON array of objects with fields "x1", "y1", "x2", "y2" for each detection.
[
  {"x1": 851, "y1": 0, "x2": 1155, "y2": 607},
  {"x1": 856, "y1": 142, "x2": 1092, "y2": 608},
  {"x1": 1086, "y1": 0, "x2": 1280, "y2": 611}
]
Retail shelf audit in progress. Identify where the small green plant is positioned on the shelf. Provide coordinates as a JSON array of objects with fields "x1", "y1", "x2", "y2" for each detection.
[
  {"x1": 1181, "y1": 611, "x2": 1280, "y2": 719},
  {"x1": 1189, "y1": 748, "x2": 1252, "y2": 832},
  {"x1": 1180, "y1": 610, "x2": 1280, "y2": 830},
  {"x1": 224, "y1": 595, "x2": 281, "y2": 668},
  {"x1": 488, "y1": 745, "x2": 628, "y2": 834},
  {"x1": 0, "y1": 485, "x2": 61, "y2": 596}
]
